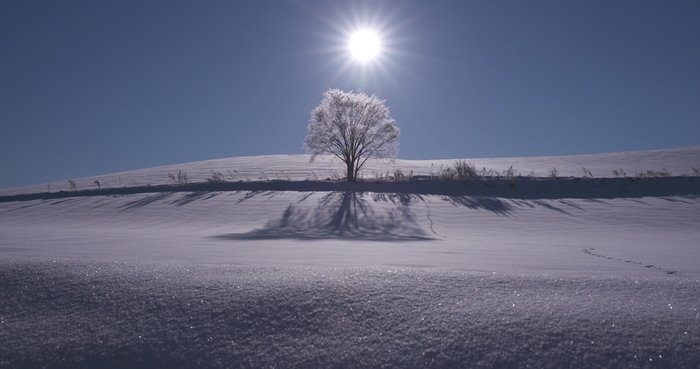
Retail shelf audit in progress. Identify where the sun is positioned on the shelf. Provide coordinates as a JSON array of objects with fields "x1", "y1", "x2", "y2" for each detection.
[
  {"x1": 297, "y1": 1, "x2": 423, "y2": 88},
  {"x1": 349, "y1": 30, "x2": 380, "y2": 62}
]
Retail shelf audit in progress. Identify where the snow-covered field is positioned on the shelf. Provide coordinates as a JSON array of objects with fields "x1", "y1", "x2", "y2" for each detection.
[{"x1": 1, "y1": 147, "x2": 699, "y2": 368}]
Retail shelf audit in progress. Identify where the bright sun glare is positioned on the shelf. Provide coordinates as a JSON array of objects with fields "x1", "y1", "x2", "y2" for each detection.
[
  {"x1": 349, "y1": 30, "x2": 380, "y2": 62},
  {"x1": 306, "y1": 2, "x2": 417, "y2": 87}
]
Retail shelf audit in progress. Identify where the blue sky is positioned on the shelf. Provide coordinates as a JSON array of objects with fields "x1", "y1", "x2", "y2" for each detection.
[{"x1": 1, "y1": 0, "x2": 699, "y2": 189}]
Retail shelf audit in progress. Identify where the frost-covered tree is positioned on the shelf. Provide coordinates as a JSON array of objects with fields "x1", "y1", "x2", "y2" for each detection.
[{"x1": 304, "y1": 89, "x2": 400, "y2": 182}]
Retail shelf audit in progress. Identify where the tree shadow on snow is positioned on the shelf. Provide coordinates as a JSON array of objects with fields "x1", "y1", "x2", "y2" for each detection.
[{"x1": 214, "y1": 191, "x2": 435, "y2": 242}]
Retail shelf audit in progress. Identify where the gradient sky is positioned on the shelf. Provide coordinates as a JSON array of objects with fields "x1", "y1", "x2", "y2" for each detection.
[{"x1": 2, "y1": 0, "x2": 699, "y2": 189}]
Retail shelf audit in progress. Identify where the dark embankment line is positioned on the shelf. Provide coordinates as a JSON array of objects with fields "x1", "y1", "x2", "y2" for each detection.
[{"x1": 1, "y1": 176, "x2": 698, "y2": 203}]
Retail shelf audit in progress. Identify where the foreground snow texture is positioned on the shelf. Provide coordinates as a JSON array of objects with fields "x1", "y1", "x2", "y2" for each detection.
[
  {"x1": 1, "y1": 147, "x2": 700, "y2": 368},
  {"x1": 1, "y1": 261, "x2": 699, "y2": 369}
]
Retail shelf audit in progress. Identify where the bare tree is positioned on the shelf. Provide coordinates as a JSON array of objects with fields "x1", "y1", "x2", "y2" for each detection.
[{"x1": 304, "y1": 89, "x2": 400, "y2": 182}]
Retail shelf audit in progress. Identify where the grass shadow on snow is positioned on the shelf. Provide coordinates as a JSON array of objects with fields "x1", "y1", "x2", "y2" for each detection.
[
  {"x1": 170, "y1": 191, "x2": 221, "y2": 207},
  {"x1": 441, "y1": 195, "x2": 513, "y2": 215},
  {"x1": 120, "y1": 193, "x2": 174, "y2": 211},
  {"x1": 214, "y1": 191, "x2": 435, "y2": 242}
]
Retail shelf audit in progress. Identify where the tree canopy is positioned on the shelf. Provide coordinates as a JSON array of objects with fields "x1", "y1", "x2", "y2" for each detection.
[{"x1": 304, "y1": 89, "x2": 400, "y2": 182}]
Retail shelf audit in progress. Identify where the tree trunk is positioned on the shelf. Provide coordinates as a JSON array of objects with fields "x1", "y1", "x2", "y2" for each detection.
[{"x1": 346, "y1": 160, "x2": 354, "y2": 182}]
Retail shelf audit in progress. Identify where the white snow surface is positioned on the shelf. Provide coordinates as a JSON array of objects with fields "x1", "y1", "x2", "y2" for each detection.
[{"x1": 1, "y1": 146, "x2": 699, "y2": 368}]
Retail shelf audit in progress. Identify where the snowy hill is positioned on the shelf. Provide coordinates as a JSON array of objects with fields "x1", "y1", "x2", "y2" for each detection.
[
  {"x1": 2, "y1": 145, "x2": 699, "y2": 196},
  {"x1": 1, "y1": 147, "x2": 699, "y2": 368}
]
